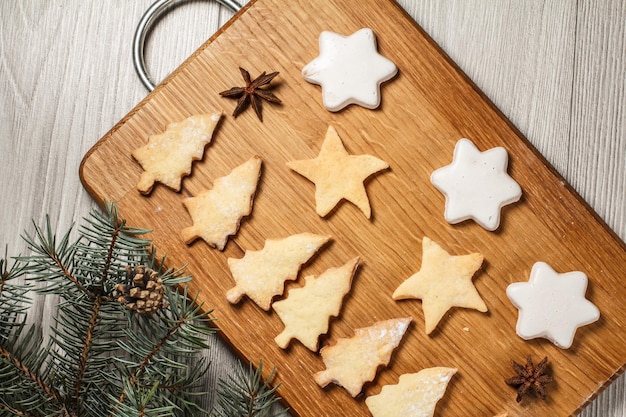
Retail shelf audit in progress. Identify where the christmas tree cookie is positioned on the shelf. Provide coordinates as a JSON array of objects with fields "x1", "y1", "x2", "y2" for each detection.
[
  {"x1": 181, "y1": 156, "x2": 262, "y2": 250},
  {"x1": 365, "y1": 367, "x2": 457, "y2": 417},
  {"x1": 393, "y1": 236, "x2": 487, "y2": 334},
  {"x1": 313, "y1": 317, "x2": 411, "y2": 397},
  {"x1": 273, "y1": 257, "x2": 359, "y2": 351},
  {"x1": 132, "y1": 112, "x2": 222, "y2": 194},
  {"x1": 226, "y1": 233, "x2": 331, "y2": 310}
]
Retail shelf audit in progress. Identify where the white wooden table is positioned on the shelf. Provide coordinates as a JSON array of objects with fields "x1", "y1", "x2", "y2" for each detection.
[{"x1": 1, "y1": 1, "x2": 624, "y2": 415}]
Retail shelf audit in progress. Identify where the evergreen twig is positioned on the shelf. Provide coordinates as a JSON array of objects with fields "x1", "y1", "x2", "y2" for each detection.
[
  {"x1": 0, "y1": 202, "x2": 285, "y2": 417},
  {"x1": 212, "y1": 361, "x2": 288, "y2": 417},
  {"x1": 0, "y1": 250, "x2": 30, "y2": 342}
]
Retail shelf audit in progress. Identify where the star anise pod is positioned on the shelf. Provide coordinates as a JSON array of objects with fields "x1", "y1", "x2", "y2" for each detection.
[
  {"x1": 505, "y1": 355, "x2": 553, "y2": 402},
  {"x1": 219, "y1": 67, "x2": 281, "y2": 121}
]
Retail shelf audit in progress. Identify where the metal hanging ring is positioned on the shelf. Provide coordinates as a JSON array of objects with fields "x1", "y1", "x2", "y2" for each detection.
[{"x1": 133, "y1": 0, "x2": 243, "y2": 91}]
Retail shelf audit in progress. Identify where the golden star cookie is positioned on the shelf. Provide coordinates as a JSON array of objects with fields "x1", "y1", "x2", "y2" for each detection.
[
  {"x1": 286, "y1": 125, "x2": 389, "y2": 219},
  {"x1": 313, "y1": 317, "x2": 411, "y2": 397},
  {"x1": 365, "y1": 367, "x2": 457, "y2": 417},
  {"x1": 181, "y1": 156, "x2": 262, "y2": 250},
  {"x1": 132, "y1": 112, "x2": 222, "y2": 194},
  {"x1": 226, "y1": 233, "x2": 331, "y2": 310},
  {"x1": 393, "y1": 236, "x2": 487, "y2": 334},
  {"x1": 273, "y1": 257, "x2": 359, "y2": 351}
]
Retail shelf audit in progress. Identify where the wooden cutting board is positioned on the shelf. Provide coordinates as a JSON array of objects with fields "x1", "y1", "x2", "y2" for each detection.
[{"x1": 80, "y1": 0, "x2": 626, "y2": 415}]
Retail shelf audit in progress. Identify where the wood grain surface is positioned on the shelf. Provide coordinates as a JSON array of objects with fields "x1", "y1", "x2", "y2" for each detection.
[
  {"x1": 1, "y1": 1, "x2": 624, "y2": 416},
  {"x1": 79, "y1": 0, "x2": 626, "y2": 416}
]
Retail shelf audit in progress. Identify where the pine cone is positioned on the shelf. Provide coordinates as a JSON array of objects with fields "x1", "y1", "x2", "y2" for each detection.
[{"x1": 115, "y1": 265, "x2": 169, "y2": 315}]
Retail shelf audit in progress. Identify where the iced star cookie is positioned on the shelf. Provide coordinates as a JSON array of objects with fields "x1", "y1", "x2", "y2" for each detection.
[
  {"x1": 313, "y1": 317, "x2": 411, "y2": 397},
  {"x1": 132, "y1": 112, "x2": 222, "y2": 194},
  {"x1": 365, "y1": 367, "x2": 457, "y2": 417},
  {"x1": 181, "y1": 156, "x2": 261, "y2": 250},
  {"x1": 302, "y1": 28, "x2": 397, "y2": 111},
  {"x1": 226, "y1": 233, "x2": 331, "y2": 310},
  {"x1": 286, "y1": 125, "x2": 389, "y2": 219},
  {"x1": 273, "y1": 257, "x2": 359, "y2": 351},
  {"x1": 393, "y1": 236, "x2": 487, "y2": 334},
  {"x1": 506, "y1": 262, "x2": 600, "y2": 349},
  {"x1": 430, "y1": 138, "x2": 522, "y2": 231}
]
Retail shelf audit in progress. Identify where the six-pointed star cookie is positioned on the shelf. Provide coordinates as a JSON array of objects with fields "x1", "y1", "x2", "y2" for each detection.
[
  {"x1": 430, "y1": 138, "x2": 522, "y2": 231},
  {"x1": 302, "y1": 28, "x2": 398, "y2": 112},
  {"x1": 392, "y1": 236, "x2": 487, "y2": 334},
  {"x1": 286, "y1": 125, "x2": 389, "y2": 219},
  {"x1": 506, "y1": 262, "x2": 600, "y2": 349}
]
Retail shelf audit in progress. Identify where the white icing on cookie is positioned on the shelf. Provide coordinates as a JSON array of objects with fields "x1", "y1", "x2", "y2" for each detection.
[
  {"x1": 302, "y1": 28, "x2": 397, "y2": 112},
  {"x1": 430, "y1": 138, "x2": 522, "y2": 231},
  {"x1": 506, "y1": 262, "x2": 600, "y2": 349}
]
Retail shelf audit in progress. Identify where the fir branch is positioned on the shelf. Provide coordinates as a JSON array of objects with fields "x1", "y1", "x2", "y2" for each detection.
[
  {"x1": 116, "y1": 288, "x2": 216, "y2": 412},
  {"x1": 73, "y1": 297, "x2": 102, "y2": 402},
  {"x1": 19, "y1": 215, "x2": 82, "y2": 295},
  {"x1": 126, "y1": 315, "x2": 187, "y2": 394},
  {"x1": 111, "y1": 380, "x2": 177, "y2": 417},
  {"x1": 0, "y1": 325, "x2": 67, "y2": 416},
  {"x1": 0, "y1": 403, "x2": 37, "y2": 417},
  {"x1": 0, "y1": 346, "x2": 57, "y2": 405},
  {"x1": 15, "y1": 203, "x2": 153, "y2": 416},
  {"x1": 212, "y1": 361, "x2": 287, "y2": 417},
  {"x1": 0, "y1": 252, "x2": 30, "y2": 343},
  {"x1": 2, "y1": 203, "x2": 288, "y2": 417},
  {"x1": 47, "y1": 287, "x2": 126, "y2": 416},
  {"x1": 99, "y1": 214, "x2": 119, "y2": 290},
  {"x1": 75, "y1": 202, "x2": 151, "y2": 298}
]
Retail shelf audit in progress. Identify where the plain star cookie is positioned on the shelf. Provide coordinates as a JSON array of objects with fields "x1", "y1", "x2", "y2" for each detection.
[
  {"x1": 181, "y1": 156, "x2": 261, "y2": 250},
  {"x1": 365, "y1": 367, "x2": 457, "y2": 417},
  {"x1": 506, "y1": 261, "x2": 600, "y2": 349},
  {"x1": 430, "y1": 138, "x2": 522, "y2": 231},
  {"x1": 132, "y1": 112, "x2": 222, "y2": 194},
  {"x1": 302, "y1": 28, "x2": 397, "y2": 111},
  {"x1": 286, "y1": 125, "x2": 389, "y2": 219},
  {"x1": 393, "y1": 236, "x2": 487, "y2": 334}
]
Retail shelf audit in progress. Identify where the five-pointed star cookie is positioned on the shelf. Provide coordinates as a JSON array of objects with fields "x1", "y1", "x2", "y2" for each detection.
[
  {"x1": 506, "y1": 262, "x2": 600, "y2": 349},
  {"x1": 392, "y1": 236, "x2": 487, "y2": 334},
  {"x1": 430, "y1": 138, "x2": 522, "y2": 231},
  {"x1": 302, "y1": 28, "x2": 397, "y2": 112},
  {"x1": 286, "y1": 125, "x2": 389, "y2": 219}
]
